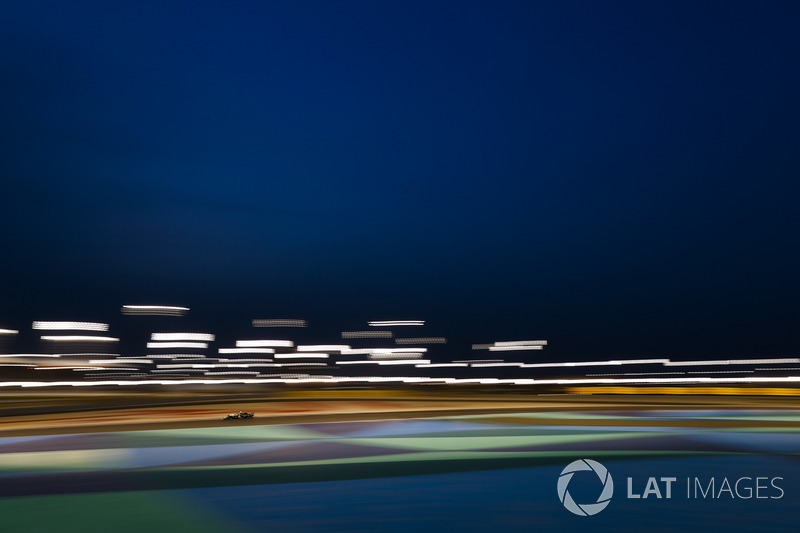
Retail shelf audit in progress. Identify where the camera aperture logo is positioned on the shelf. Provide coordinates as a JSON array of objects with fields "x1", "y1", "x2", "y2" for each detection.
[
  {"x1": 557, "y1": 459, "x2": 614, "y2": 516},
  {"x1": 557, "y1": 459, "x2": 785, "y2": 516}
]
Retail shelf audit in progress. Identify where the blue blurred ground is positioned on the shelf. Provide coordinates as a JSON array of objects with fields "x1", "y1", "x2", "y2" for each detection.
[{"x1": 0, "y1": 411, "x2": 798, "y2": 532}]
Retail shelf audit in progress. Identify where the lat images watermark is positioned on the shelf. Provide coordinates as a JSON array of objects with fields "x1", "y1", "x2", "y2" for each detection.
[{"x1": 557, "y1": 459, "x2": 785, "y2": 516}]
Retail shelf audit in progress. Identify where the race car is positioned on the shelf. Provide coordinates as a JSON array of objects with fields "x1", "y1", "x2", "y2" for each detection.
[{"x1": 222, "y1": 411, "x2": 255, "y2": 420}]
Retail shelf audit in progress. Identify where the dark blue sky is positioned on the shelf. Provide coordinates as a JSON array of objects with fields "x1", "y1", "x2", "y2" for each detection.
[{"x1": 1, "y1": 1, "x2": 798, "y2": 360}]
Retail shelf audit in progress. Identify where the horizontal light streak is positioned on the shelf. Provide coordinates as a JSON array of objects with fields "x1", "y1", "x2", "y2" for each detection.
[
  {"x1": 34, "y1": 366, "x2": 122, "y2": 371},
  {"x1": 219, "y1": 348, "x2": 275, "y2": 354},
  {"x1": 342, "y1": 331, "x2": 393, "y2": 338},
  {"x1": 368, "y1": 352, "x2": 423, "y2": 360},
  {"x1": 297, "y1": 345, "x2": 351, "y2": 352},
  {"x1": 156, "y1": 363, "x2": 326, "y2": 369},
  {"x1": 588, "y1": 372, "x2": 686, "y2": 377},
  {"x1": 3, "y1": 375, "x2": 800, "y2": 388},
  {"x1": 274, "y1": 353, "x2": 329, "y2": 359},
  {"x1": 138, "y1": 353, "x2": 208, "y2": 359},
  {"x1": 203, "y1": 371, "x2": 260, "y2": 376},
  {"x1": 236, "y1": 340, "x2": 294, "y2": 348},
  {"x1": 271, "y1": 363, "x2": 327, "y2": 367},
  {"x1": 147, "y1": 342, "x2": 207, "y2": 349},
  {"x1": 664, "y1": 358, "x2": 800, "y2": 367},
  {"x1": 0, "y1": 353, "x2": 62, "y2": 358},
  {"x1": 252, "y1": 319, "x2": 307, "y2": 328},
  {"x1": 32, "y1": 321, "x2": 109, "y2": 331},
  {"x1": 471, "y1": 362, "x2": 524, "y2": 367},
  {"x1": 122, "y1": 305, "x2": 189, "y2": 316},
  {"x1": 688, "y1": 370, "x2": 755, "y2": 374},
  {"x1": 89, "y1": 359, "x2": 152, "y2": 364},
  {"x1": 72, "y1": 367, "x2": 137, "y2": 371},
  {"x1": 415, "y1": 363, "x2": 469, "y2": 368},
  {"x1": 368, "y1": 320, "x2": 425, "y2": 327},
  {"x1": 41, "y1": 335, "x2": 119, "y2": 342},
  {"x1": 0, "y1": 329, "x2": 19, "y2": 335},
  {"x1": 395, "y1": 337, "x2": 446, "y2": 344},
  {"x1": 336, "y1": 359, "x2": 430, "y2": 365},
  {"x1": 494, "y1": 340, "x2": 548, "y2": 347},
  {"x1": 217, "y1": 358, "x2": 273, "y2": 363},
  {"x1": 57, "y1": 353, "x2": 120, "y2": 357},
  {"x1": 520, "y1": 359, "x2": 669, "y2": 368},
  {"x1": 489, "y1": 346, "x2": 544, "y2": 351},
  {"x1": 342, "y1": 348, "x2": 428, "y2": 355},
  {"x1": 474, "y1": 340, "x2": 547, "y2": 349},
  {"x1": 157, "y1": 363, "x2": 283, "y2": 369},
  {"x1": 151, "y1": 333, "x2": 215, "y2": 342}
]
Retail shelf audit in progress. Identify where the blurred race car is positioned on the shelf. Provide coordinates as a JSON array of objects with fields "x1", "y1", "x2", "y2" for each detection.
[{"x1": 222, "y1": 411, "x2": 255, "y2": 420}]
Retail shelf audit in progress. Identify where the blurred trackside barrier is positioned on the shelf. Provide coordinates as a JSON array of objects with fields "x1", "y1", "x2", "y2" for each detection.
[{"x1": 567, "y1": 386, "x2": 800, "y2": 395}]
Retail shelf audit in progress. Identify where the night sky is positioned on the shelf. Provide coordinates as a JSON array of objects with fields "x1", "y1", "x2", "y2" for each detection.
[{"x1": 1, "y1": 1, "x2": 799, "y2": 361}]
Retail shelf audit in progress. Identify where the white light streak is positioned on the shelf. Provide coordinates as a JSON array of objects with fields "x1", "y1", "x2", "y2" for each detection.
[
  {"x1": 342, "y1": 348, "x2": 428, "y2": 355},
  {"x1": 236, "y1": 340, "x2": 294, "y2": 348},
  {"x1": 72, "y1": 367, "x2": 137, "y2": 371},
  {"x1": 663, "y1": 358, "x2": 800, "y2": 367},
  {"x1": 368, "y1": 352, "x2": 423, "y2": 360},
  {"x1": 0, "y1": 375, "x2": 798, "y2": 388},
  {"x1": 489, "y1": 345, "x2": 544, "y2": 351},
  {"x1": 58, "y1": 353, "x2": 120, "y2": 357},
  {"x1": 252, "y1": 319, "x2": 307, "y2": 328},
  {"x1": 689, "y1": 370, "x2": 755, "y2": 374},
  {"x1": 32, "y1": 321, "x2": 109, "y2": 331},
  {"x1": 122, "y1": 305, "x2": 189, "y2": 316},
  {"x1": 147, "y1": 342, "x2": 207, "y2": 349},
  {"x1": 0, "y1": 329, "x2": 19, "y2": 335},
  {"x1": 217, "y1": 358, "x2": 273, "y2": 363},
  {"x1": 157, "y1": 363, "x2": 281, "y2": 369},
  {"x1": 219, "y1": 347, "x2": 275, "y2": 354},
  {"x1": 0, "y1": 353, "x2": 62, "y2": 358},
  {"x1": 494, "y1": 340, "x2": 548, "y2": 347},
  {"x1": 151, "y1": 333, "x2": 215, "y2": 342},
  {"x1": 89, "y1": 359, "x2": 152, "y2": 364},
  {"x1": 588, "y1": 372, "x2": 686, "y2": 377},
  {"x1": 395, "y1": 337, "x2": 446, "y2": 344},
  {"x1": 204, "y1": 371, "x2": 261, "y2": 376},
  {"x1": 415, "y1": 363, "x2": 469, "y2": 368},
  {"x1": 471, "y1": 362, "x2": 524, "y2": 367},
  {"x1": 139, "y1": 353, "x2": 208, "y2": 359},
  {"x1": 274, "y1": 353, "x2": 329, "y2": 359},
  {"x1": 335, "y1": 359, "x2": 430, "y2": 365},
  {"x1": 35, "y1": 366, "x2": 120, "y2": 371},
  {"x1": 41, "y1": 335, "x2": 119, "y2": 342},
  {"x1": 520, "y1": 359, "x2": 669, "y2": 368},
  {"x1": 474, "y1": 340, "x2": 548, "y2": 349},
  {"x1": 297, "y1": 345, "x2": 351, "y2": 352},
  {"x1": 368, "y1": 320, "x2": 425, "y2": 327},
  {"x1": 342, "y1": 331, "x2": 393, "y2": 338}
]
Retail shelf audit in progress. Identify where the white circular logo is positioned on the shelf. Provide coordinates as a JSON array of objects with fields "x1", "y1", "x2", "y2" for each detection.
[{"x1": 557, "y1": 459, "x2": 614, "y2": 516}]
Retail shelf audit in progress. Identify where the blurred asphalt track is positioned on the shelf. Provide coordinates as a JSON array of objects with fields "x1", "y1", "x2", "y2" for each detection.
[{"x1": 0, "y1": 393, "x2": 798, "y2": 532}]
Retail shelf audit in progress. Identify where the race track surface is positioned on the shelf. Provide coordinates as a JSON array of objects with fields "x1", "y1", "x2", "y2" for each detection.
[{"x1": 0, "y1": 395, "x2": 798, "y2": 532}]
